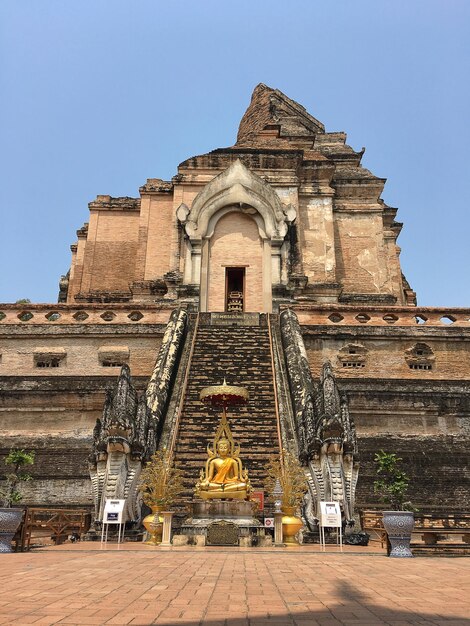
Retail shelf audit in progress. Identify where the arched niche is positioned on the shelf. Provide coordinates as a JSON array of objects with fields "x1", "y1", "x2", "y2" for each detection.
[
  {"x1": 177, "y1": 160, "x2": 295, "y2": 312},
  {"x1": 206, "y1": 210, "x2": 266, "y2": 312}
]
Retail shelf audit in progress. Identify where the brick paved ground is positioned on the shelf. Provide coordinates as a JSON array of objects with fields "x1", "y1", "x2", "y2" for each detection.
[{"x1": 0, "y1": 545, "x2": 469, "y2": 626}]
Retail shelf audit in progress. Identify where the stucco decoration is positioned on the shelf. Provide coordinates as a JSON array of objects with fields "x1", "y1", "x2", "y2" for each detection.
[
  {"x1": 279, "y1": 308, "x2": 316, "y2": 463},
  {"x1": 309, "y1": 362, "x2": 359, "y2": 524},
  {"x1": 89, "y1": 365, "x2": 151, "y2": 529},
  {"x1": 89, "y1": 308, "x2": 188, "y2": 532},
  {"x1": 179, "y1": 159, "x2": 295, "y2": 241},
  {"x1": 337, "y1": 343, "x2": 368, "y2": 368},
  {"x1": 176, "y1": 203, "x2": 190, "y2": 223},
  {"x1": 280, "y1": 309, "x2": 359, "y2": 527},
  {"x1": 405, "y1": 342, "x2": 435, "y2": 370},
  {"x1": 146, "y1": 307, "x2": 188, "y2": 425}
]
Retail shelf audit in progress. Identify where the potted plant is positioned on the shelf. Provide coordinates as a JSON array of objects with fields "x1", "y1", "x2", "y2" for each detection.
[
  {"x1": 374, "y1": 449, "x2": 415, "y2": 558},
  {"x1": 0, "y1": 449, "x2": 35, "y2": 553},
  {"x1": 139, "y1": 449, "x2": 184, "y2": 545},
  {"x1": 265, "y1": 449, "x2": 308, "y2": 544}
]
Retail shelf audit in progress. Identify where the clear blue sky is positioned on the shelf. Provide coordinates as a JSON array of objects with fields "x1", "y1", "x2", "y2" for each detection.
[{"x1": 1, "y1": 0, "x2": 469, "y2": 306}]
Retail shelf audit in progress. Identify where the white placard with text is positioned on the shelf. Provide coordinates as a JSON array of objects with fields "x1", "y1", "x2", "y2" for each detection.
[
  {"x1": 102, "y1": 499, "x2": 126, "y2": 524},
  {"x1": 319, "y1": 501, "x2": 342, "y2": 527}
]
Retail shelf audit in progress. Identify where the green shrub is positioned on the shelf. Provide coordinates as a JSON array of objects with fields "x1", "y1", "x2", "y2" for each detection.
[
  {"x1": 0, "y1": 449, "x2": 35, "y2": 507},
  {"x1": 373, "y1": 450, "x2": 414, "y2": 511}
]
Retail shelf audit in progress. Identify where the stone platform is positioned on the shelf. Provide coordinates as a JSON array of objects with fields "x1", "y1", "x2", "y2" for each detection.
[
  {"x1": 184, "y1": 500, "x2": 261, "y2": 528},
  {"x1": 180, "y1": 500, "x2": 262, "y2": 546}
]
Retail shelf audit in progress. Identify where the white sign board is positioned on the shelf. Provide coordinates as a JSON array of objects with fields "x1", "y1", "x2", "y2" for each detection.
[
  {"x1": 319, "y1": 501, "x2": 342, "y2": 528},
  {"x1": 103, "y1": 499, "x2": 126, "y2": 525},
  {"x1": 264, "y1": 517, "x2": 274, "y2": 528},
  {"x1": 319, "y1": 501, "x2": 343, "y2": 551}
]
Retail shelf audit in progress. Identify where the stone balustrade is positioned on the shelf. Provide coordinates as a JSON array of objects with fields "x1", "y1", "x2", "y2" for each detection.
[
  {"x1": 0, "y1": 304, "x2": 173, "y2": 325},
  {"x1": 1, "y1": 304, "x2": 469, "y2": 327},
  {"x1": 288, "y1": 305, "x2": 470, "y2": 327}
]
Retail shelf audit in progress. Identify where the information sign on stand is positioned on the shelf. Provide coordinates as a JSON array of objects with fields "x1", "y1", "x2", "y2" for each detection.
[
  {"x1": 319, "y1": 501, "x2": 342, "y2": 551},
  {"x1": 101, "y1": 499, "x2": 126, "y2": 545}
]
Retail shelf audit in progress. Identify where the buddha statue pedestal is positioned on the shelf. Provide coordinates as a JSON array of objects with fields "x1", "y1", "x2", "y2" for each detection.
[
  {"x1": 186, "y1": 499, "x2": 260, "y2": 527},
  {"x1": 181, "y1": 499, "x2": 261, "y2": 546}
]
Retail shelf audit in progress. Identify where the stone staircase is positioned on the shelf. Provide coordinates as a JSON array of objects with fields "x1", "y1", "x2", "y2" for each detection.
[{"x1": 171, "y1": 313, "x2": 280, "y2": 510}]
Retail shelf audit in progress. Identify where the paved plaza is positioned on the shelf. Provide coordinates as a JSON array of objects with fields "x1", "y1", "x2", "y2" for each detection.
[{"x1": 0, "y1": 544, "x2": 469, "y2": 626}]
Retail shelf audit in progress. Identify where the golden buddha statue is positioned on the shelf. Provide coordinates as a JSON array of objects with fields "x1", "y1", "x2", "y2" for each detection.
[{"x1": 195, "y1": 414, "x2": 251, "y2": 500}]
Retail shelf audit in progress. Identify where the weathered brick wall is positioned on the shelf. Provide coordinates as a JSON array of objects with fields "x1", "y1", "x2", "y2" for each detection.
[
  {"x1": 303, "y1": 327, "x2": 470, "y2": 383},
  {"x1": 334, "y1": 213, "x2": 393, "y2": 297},
  {"x1": 0, "y1": 330, "x2": 162, "y2": 377},
  {"x1": 355, "y1": 435, "x2": 470, "y2": 510},
  {"x1": 68, "y1": 231, "x2": 87, "y2": 302},
  {"x1": 236, "y1": 85, "x2": 275, "y2": 144},
  {"x1": 0, "y1": 319, "x2": 163, "y2": 508},
  {"x1": 79, "y1": 209, "x2": 140, "y2": 296},
  {"x1": 314, "y1": 372, "x2": 469, "y2": 509},
  {"x1": 0, "y1": 382, "x2": 105, "y2": 436},
  {"x1": 298, "y1": 196, "x2": 336, "y2": 284},
  {"x1": 0, "y1": 436, "x2": 92, "y2": 507},
  {"x1": 0, "y1": 376, "x2": 148, "y2": 507},
  {"x1": 0, "y1": 377, "x2": 150, "y2": 438},
  {"x1": 299, "y1": 320, "x2": 470, "y2": 508},
  {"x1": 141, "y1": 194, "x2": 175, "y2": 280}
]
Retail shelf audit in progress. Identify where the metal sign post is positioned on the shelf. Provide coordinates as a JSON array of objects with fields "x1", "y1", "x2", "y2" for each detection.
[
  {"x1": 101, "y1": 499, "x2": 126, "y2": 546},
  {"x1": 319, "y1": 501, "x2": 342, "y2": 552}
]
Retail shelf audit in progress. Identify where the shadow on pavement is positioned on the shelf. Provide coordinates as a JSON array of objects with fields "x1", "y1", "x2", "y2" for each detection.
[{"x1": 129, "y1": 579, "x2": 470, "y2": 625}]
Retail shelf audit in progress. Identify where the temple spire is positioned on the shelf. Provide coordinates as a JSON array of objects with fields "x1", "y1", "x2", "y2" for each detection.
[{"x1": 236, "y1": 83, "x2": 325, "y2": 146}]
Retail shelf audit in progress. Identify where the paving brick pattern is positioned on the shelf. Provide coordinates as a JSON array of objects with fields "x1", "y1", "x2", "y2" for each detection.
[{"x1": 1, "y1": 545, "x2": 469, "y2": 625}]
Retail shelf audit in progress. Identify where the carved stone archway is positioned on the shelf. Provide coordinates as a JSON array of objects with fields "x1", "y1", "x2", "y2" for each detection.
[{"x1": 177, "y1": 160, "x2": 296, "y2": 312}]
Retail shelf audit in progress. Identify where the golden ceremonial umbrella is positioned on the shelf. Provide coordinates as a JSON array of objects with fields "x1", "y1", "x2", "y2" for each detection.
[{"x1": 199, "y1": 378, "x2": 249, "y2": 408}]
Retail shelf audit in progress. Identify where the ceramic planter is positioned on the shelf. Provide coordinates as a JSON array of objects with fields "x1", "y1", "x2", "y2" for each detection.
[
  {"x1": 0, "y1": 508, "x2": 23, "y2": 553},
  {"x1": 382, "y1": 511, "x2": 414, "y2": 558}
]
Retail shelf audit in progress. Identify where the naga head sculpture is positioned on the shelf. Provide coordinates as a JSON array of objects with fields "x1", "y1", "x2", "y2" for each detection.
[
  {"x1": 314, "y1": 362, "x2": 358, "y2": 459},
  {"x1": 90, "y1": 365, "x2": 152, "y2": 462}
]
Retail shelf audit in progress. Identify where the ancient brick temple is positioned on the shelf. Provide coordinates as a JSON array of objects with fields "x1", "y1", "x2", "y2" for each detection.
[{"x1": 1, "y1": 84, "x2": 469, "y2": 514}]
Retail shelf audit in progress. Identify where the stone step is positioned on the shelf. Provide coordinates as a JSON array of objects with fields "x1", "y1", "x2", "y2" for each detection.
[{"x1": 172, "y1": 322, "x2": 280, "y2": 508}]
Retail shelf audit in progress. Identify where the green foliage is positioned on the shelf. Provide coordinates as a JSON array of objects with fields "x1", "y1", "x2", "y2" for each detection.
[
  {"x1": 139, "y1": 450, "x2": 184, "y2": 509},
  {"x1": 373, "y1": 450, "x2": 414, "y2": 511},
  {"x1": 15, "y1": 299, "x2": 31, "y2": 304},
  {"x1": 264, "y1": 449, "x2": 308, "y2": 510},
  {"x1": 1, "y1": 449, "x2": 35, "y2": 508},
  {"x1": 5, "y1": 449, "x2": 35, "y2": 468}
]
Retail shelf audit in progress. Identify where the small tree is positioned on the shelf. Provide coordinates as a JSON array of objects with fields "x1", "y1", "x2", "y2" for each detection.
[
  {"x1": 264, "y1": 449, "x2": 308, "y2": 510},
  {"x1": 139, "y1": 450, "x2": 184, "y2": 509},
  {"x1": 0, "y1": 449, "x2": 35, "y2": 508},
  {"x1": 373, "y1": 450, "x2": 413, "y2": 511}
]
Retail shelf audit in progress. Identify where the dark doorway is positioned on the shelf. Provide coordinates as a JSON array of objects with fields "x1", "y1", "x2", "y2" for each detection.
[{"x1": 225, "y1": 267, "x2": 245, "y2": 312}]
